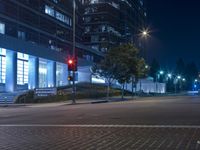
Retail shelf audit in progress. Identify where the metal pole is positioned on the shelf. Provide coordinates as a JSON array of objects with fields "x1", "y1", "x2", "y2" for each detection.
[
  {"x1": 156, "y1": 74, "x2": 158, "y2": 94},
  {"x1": 72, "y1": 0, "x2": 76, "y2": 104},
  {"x1": 174, "y1": 79, "x2": 177, "y2": 94},
  {"x1": 144, "y1": 37, "x2": 147, "y2": 62}
]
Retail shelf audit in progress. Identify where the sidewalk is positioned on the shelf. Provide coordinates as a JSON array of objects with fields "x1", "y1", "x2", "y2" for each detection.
[
  {"x1": 1, "y1": 95, "x2": 185, "y2": 108},
  {"x1": 0, "y1": 96, "x2": 138, "y2": 108}
]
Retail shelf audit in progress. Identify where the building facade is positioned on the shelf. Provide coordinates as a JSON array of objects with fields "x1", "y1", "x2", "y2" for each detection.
[
  {"x1": 82, "y1": 0, "x2": 146, "y2": 53},
  {"x1": 0, "y1": 0, "x2": 102, "y2": 92}
]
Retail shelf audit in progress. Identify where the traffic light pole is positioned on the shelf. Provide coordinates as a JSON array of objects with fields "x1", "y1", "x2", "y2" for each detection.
[{"x1": 72, "y1": 0, "x2": 76, "y2": 104}]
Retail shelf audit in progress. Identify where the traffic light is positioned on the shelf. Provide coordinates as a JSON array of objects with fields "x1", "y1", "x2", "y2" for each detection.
[
  {"x1": 67, "y1": 57, "x2": 77, "y2": 71},
  {"x1": 68, "y1": 75, "x2": 73, "y2": 81}
]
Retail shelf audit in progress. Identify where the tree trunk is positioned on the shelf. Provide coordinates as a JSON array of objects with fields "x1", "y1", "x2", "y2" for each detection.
[
  {"x1": 121, "y1": 83, "x2": 125, "y2": 100},
  {"x1": 135, "y1": 78, "x2": 138, "y2": 96},
  {"x1": 106, "y1": 82, "x2": 110, "y2": 100},
  {"x1": 139, "y1": 80, "x2": 142, "y2": 92},
  {"x1": 131, "y1": 77, "x2": 134, "y2": 98},
  {"x1": 132, "y1": 76, "x2": 136, "y2": 98}
]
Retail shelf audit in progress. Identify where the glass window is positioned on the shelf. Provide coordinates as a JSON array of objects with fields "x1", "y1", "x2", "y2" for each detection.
[
  {"x1": 17, "y1": 52, "x2": 29, "y2": 85},
  {"x1": 39, "y1": 59, "x2": 47, "y2": 88},
  {"x1": 0, "y1": 22, "x2": 5, "y2": 34},
  {"x1": 56, "y1": 63, "x2": 64, "y2": 86},
  {"x1": 0, "y1": 48, "x2": 6, "y2": 83},
  {"x1": 44, "y1": 5, "x2": 71, "y2": 26},
  {"x1": 18, "y1": 31, "x2": 26, "y2": 40},
  {"x1": 45, "y1": 5, "x2": 55, "y2": 17}
]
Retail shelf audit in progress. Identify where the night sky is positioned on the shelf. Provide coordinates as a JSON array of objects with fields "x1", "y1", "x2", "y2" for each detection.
[{"x1": 147, "y1": 0, "x2": 200, "y2": 69}]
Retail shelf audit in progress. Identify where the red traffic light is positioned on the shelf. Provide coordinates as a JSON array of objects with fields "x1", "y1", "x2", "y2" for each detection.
[
  {"x1": 68, "y1": 59, "x2": 73, "y2": 65},
  {"x1": 67, "y1": 57, "x2": 77, "y2": 71}
]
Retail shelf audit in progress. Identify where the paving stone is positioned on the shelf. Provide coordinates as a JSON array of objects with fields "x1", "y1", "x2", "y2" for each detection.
[{"x1": 0, "y1": 126, "x2": 200, "y2": 150}]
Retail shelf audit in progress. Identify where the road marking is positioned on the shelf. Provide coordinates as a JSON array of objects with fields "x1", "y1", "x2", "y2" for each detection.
[{"x1": 0, "y1": 124, "x2": 200, "y2": 128}]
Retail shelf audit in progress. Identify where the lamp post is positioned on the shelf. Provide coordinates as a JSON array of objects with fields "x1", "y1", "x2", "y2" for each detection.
[
  {"x1": 155, "y1": 70, "x2": 164, "y2": 94},
  {"x1": 72, "y1": 0, "x2": 76, "y2": 104},
  {"x1": 167, "y1": 73, "x2": 172, "y2": 79},
  {"x1": 174, "y1": 75, "x2": 181, "y2": 93},
  {"x1": 194, "y1": 79, "x2": 198, "y2": 91},
  {"x1": 141, "y1": 29, "x2": 150, "y2": 61}
]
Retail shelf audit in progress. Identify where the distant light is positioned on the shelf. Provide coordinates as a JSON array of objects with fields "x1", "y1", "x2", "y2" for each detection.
[
  {"x1": 159, "y1": 71, "x2": 164, "y2": 75},
  {"x1": 167, "y1": 73, "x2": 172, "y2": 78},
  {"x1": 177, "y1": 76, "x2": 181, "y2": 79},
  {"x1": 143, "y1": 31, "x2": 147, "y2": 36},
  {"x1": 145, "y1": 65, "x2": 149, "y2": 69},
  {"x1": 182, "y1": 78, "x2": 186, "y2": 81},
  {"x1": 140, "y1": 28, "x2": 150, "y2": 38},
  {"x1": 195, "y1": 79, "x2": 198, "y2": 82}
]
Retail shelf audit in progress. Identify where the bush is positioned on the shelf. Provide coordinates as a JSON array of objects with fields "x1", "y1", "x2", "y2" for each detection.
[
  {"x1": 15, "y1": 90, "x2": 34, "y2": 103},
  {"x1": 15, "y1": 83, "x2": 125, "y2": 104}
]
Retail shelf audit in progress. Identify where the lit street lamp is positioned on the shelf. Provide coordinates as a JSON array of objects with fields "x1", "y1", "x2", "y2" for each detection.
[
  {"x1": 143, "y1": 31, "x2": 148, "y2": 36},
  {"x1": 140, "y1": 28, "x2": 150, "y2": 61},
  {"x1": 155, "y1": 70, "x2": 164, "y2": 93},
  {"x1": 174, "y1": 75, "x2": 184, "y2": 93},
  {"x1": 167, "y1": 73, "x2": 172, "y2": 78},
  {"x1": 159, "y1": 70, "x2": 164, "y2": 75},
  {"x1": 141, "y1": 29, "x2": 150, "y2": 38},
  {"x1": 177, "y1": 75, "x2": 181, "y2": 79}
]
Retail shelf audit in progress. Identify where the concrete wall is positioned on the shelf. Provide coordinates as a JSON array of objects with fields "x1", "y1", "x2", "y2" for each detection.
[
  {"x1": 125, "y1": 79, "x2": 166, "y2": 94},
  {"x1": 77, "y1": 66, "x2": 92, "y2": 83}
]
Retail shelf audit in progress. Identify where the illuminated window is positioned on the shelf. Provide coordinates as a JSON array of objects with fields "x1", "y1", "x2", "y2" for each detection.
[
  {"x1": 0, "y1": 48, "x2": 6, "y2": 83},
  {"x1": 0, "y1": 22, "x2": 5, "y2": 34},
  {"x1": 44, "y1": 5, "x2": 72, "y2": 26},
  {"x1": 56, "y1": 63, "x2": 64, "y2": 86},
  {"x1": 17, "y1": 52, "x2": 29, "y2": 85},
  {"x1": 18, "y1": 31, "x2": 26, "y2": 40},
  {"x1": 39, "y1": 59, "x2": 47, "y2": 88},
  {"x1": 45, "y1": 5, "x2": 55, "y2": 17}
]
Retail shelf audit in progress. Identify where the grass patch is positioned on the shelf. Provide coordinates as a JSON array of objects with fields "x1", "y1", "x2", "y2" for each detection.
[{"x1": 15, "y1": 83, "x2": 126, "y2": 103}]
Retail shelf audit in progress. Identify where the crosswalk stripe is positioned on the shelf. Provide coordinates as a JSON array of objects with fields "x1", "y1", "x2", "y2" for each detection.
[{"x1": 0, "y1": 124, "x2": 200, "y2": 128}]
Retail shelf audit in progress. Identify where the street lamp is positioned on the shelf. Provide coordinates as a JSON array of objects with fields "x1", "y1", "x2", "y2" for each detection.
[
  {"x1": 177, "y1": 75, "x2": 181, "y2": 79},
  {"x1": 175, "y1": 75, "x2": 182, "y2": 93},
  {"x1": 143, "y1": 31, "x2": 148, "y2": 36},
  {"x1": 167, "y1": 73, "x2": 172, "y2": 79},
  {"x1": 140, "y1": 28, "x2": 150, "y2": 61},
  {"x1": 155, "y1": 70, "x2": 164, "y2": 93},
  {"x1": 141, "y1": 29, "x2": 150, "y2": 38},
  {"x1": 159, "y1": 70, "x2": 164, "y2": 75}
]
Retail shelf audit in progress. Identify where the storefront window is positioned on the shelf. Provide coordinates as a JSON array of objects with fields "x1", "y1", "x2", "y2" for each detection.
[{"x1": 17, "y1": 52, "x2": 29, "y2": 85}]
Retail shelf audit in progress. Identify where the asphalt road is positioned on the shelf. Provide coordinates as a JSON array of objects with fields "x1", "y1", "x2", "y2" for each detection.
[{"x1": 1, "y1": 96, "x2": 200, "y2": 149}]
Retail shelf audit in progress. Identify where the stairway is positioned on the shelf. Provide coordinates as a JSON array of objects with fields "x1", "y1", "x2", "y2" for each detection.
[{"x1": 0, "y1": 91, "x2": 26, "y2": 104}]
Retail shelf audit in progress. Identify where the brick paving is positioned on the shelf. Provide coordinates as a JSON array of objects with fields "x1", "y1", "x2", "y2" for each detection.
[{"x1": 0, "y1": 126, "x2": 200, "y2": 150}]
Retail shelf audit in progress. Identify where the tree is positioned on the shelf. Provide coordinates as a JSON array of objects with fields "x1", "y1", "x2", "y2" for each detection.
[
  {"x1": 93, "y1": 43, "x2": 147, "y2": 100},
  {"x1": 175, "y1": 58, "x2": 185, "y2": 76},
  {"x1": 135, "y1": 58, "x2": 148, "y2": 93},
  {"x1": 91, "y1": 56, "x2": 115, "y2": 100},
  {"x1": 185, "y1": 62, "x2": 199, "y2": 90},
  {"x1": 149, "y1": 58, "x2": 160, "y2": 81},
  {"x1": 109, "y1": 44, "x2": 134, "y2": 99}
]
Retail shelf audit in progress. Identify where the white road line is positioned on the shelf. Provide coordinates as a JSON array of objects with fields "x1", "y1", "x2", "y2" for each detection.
[{"x1": 0, "y1": 124, "x2": 200, "y2": 128}]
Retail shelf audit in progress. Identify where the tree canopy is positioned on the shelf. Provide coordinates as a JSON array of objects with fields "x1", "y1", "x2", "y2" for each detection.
[{"x1": 93, "y1": 43, "x2": 147, "y2": 99}]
